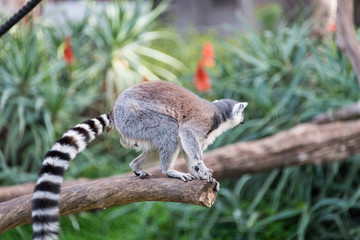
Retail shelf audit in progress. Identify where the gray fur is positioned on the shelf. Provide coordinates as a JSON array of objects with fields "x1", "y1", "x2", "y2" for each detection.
[{"x1": 112, "y1": 81, "x2": 248, "y2": 186}]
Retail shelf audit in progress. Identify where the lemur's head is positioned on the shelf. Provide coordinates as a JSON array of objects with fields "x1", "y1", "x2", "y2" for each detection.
[{"x1": 212, "y1": 99, "x2": 248, "y2": 126}]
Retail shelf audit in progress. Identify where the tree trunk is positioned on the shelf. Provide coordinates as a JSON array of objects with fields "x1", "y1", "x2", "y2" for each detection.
[
  {"x1": 336, "y1": 0, "x2": 360, "y2": 86},
  {"x1": 354, "y1": 0, "x2": 360, "y2": 27},
  {"x1": 0, "y1": 176, "x2": 217, "y2": 234}
]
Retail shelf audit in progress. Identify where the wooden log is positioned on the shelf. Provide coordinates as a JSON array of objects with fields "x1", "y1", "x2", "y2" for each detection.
[
  {"x1": 0, "y1": 176, "x2": 217, "y2": 234},
  {"x1": 0, "y1": 178, "x2": 88, "y2": 203}
]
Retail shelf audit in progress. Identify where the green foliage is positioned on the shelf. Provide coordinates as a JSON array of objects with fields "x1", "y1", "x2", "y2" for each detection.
[
  {"x1": 197, "y1": 161, "x2": 360, "y2": 240},
  {"x1": 2, "y1": 3, "x2": 360, "y2": 240},
  {"x1": 182, "y1": 19, "x2": 360, "y2": 239},
  {"x1": 255, "y1": 3, "x2": 283, "y2": 30},
  {"x1": 84, "y1": 0, "x2": 187, "y2": 105},
  {"x1": 0, "y1": 27, "x2": 92, "y2": 184},
  {"x1": 209, "y1": 20, "x2": 359, "y2": 148},
  {"x1": 0, "y1": 29, "x2": 52, "y2": 182},
  {"x1": 0, "y1": 0, "x2": 182, "y2": 184}
]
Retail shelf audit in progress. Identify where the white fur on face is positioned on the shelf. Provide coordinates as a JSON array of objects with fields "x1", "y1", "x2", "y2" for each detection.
[{"x1": 232, "y1": 102, "x2": 248, "y2": 124}]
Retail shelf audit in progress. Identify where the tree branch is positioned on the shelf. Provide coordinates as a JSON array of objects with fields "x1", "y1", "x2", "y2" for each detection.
[
  {"x1": 336, "y1": 0, "x2": 360, "y2": 86},
  {"x1": 0, "y1": 178, "x2": 88, "y2": 203},
  {"x1": 0, "y1": 176, "x2": 217, "y2": 234},
  {"x1": 311, "y1": 101, "x2": 360, "y2": 124}
]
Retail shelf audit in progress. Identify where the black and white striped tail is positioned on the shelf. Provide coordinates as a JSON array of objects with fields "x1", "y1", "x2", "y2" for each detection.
[{"x1": 32, "y1": 113, "x2": 112, "y2": 240}]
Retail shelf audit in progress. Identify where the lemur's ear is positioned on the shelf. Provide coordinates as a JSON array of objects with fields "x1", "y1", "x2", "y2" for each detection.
[
  {"x1": 238, "y1": 102, "x2": 248, "y2": 109},
  {"x1": 232, "y1": 102, "x2": 248, "y2": 115}
]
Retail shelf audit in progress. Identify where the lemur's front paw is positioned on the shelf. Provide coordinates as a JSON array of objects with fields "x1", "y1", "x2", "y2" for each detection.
[
  {"x1": 192, "y1": 163, "x2": 213, "y2": 182},
  {"x1": 165, "y1": 170, "x2": 195, "y2": 182},
  {"x1": 134, "y1": 170, "x2": 150, "y2": 179}
]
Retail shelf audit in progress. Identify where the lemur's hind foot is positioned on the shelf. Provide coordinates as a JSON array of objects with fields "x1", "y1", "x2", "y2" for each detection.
[{"x1": 134, "y1": 170, "x2": 150, "y2": 179}]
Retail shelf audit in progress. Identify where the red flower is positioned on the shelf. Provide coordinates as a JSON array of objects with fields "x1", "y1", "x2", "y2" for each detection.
[
  {"x1": 64, "y1": 36, "x2": 75, "y2": 64},
  {"x1": 201, "y1": 42, "x2": 215, "y2": 67},
  {"x1": 194, "y1": 61, "x2": 211, "y2": 92},
  {"x1": 328, "y1": 22, "x2": 336, "y2": 32}
]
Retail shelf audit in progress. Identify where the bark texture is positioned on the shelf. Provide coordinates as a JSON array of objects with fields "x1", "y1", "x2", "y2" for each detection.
[
  {"x1": 336, "y1": 0, "x2": 360, "y2": 86},
  {"x1": 311, "y1": 101, "x2": 360, "y2": 124},
  {"x1": 0, "y1": 176, "x2": 217, "y2": 234},
  {"x1": 0, "y1": 178, "x2": 88, "y2": 203}
]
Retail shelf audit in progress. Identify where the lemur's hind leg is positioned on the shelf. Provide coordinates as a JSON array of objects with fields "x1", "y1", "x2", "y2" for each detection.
[{"x1": 130, "y1": 151, "x2": 159, "y2": 179}]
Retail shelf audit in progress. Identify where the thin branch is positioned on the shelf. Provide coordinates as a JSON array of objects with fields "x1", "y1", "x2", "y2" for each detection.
[
  {"x1": 0, "y1": 176, "x2": 217, "y2": 234},
  {"x1": 311, "y1": 101, "x2": 360, "y2": 124}
]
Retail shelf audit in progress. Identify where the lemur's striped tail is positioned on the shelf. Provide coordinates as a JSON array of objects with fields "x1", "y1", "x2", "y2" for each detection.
[{"x1": 32, "y1": 113, "x2": 112, "y2": 240}]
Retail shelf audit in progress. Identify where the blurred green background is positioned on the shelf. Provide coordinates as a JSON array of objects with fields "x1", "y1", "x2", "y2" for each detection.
[{"x1": 1, "y1": 0, "x2": 360, "y2": 239}]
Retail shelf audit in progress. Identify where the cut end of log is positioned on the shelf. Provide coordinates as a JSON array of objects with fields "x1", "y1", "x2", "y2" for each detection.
[{"x1": 199, "y1": 182, "x2": 218, "y2": 208}]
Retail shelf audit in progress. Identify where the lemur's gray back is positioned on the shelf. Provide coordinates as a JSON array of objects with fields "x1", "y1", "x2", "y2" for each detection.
[{"x1": 113, "y1": 81, "x2": 214, "y2": 124}]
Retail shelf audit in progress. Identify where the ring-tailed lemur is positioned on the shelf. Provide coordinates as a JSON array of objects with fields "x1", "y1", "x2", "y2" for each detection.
[{"x1": 31, "y1": 81, "x2": 248, "y2": 240}]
